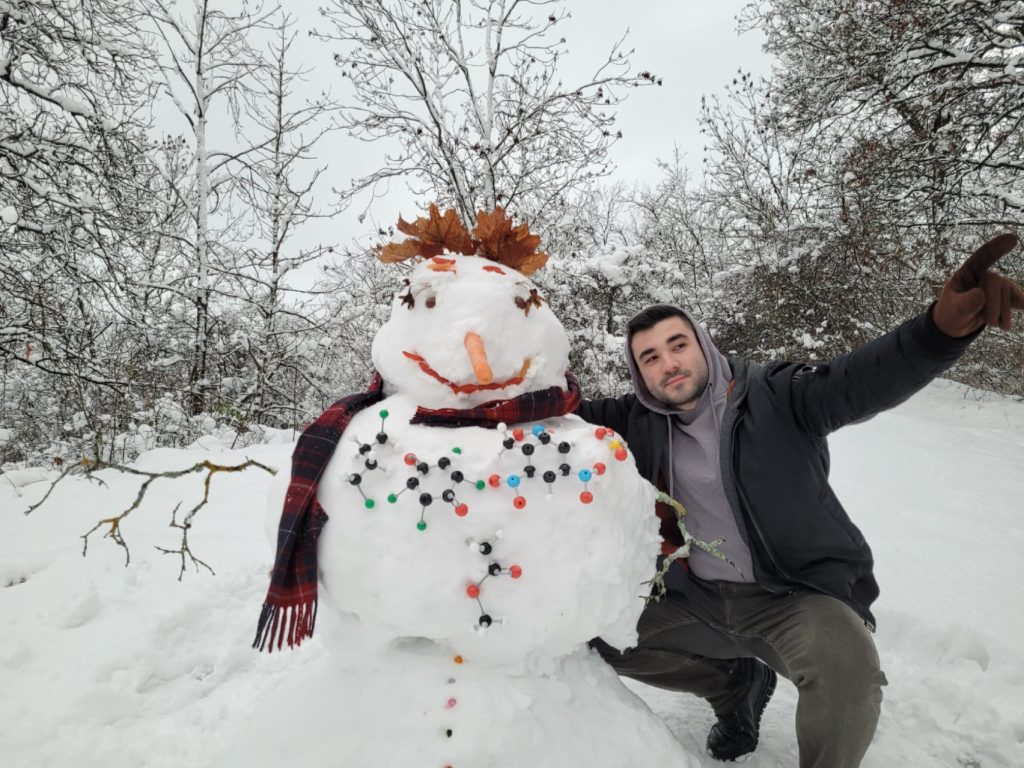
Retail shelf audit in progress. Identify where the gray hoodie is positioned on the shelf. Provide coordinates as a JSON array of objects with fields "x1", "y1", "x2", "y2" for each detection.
[{"x1": 624, "y1": 306, "x2": 754, "y2": 582}]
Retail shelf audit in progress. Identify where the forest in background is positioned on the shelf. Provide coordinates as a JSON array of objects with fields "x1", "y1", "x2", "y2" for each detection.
[{"x1": 2, "y1": 0, "x2": 1022, "y2": 467}]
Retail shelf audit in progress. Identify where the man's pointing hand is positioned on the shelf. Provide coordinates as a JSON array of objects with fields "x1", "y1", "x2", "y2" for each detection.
[{"x1": 933, "y1": 233, "x2": 1024, "y2": 337}]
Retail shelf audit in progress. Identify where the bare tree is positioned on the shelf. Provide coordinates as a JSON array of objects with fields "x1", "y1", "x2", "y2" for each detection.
[
  {"x1": 634, "y1": 148, "x2": 722, "y2": 317},
  {"x1": 317, "y1": 0, "x2": 659, "y2": 230},
  {"x1": 228, "y1": 13, "x2": 344, "y2": 433},
  {"x1": 141, "y1": 0, "x2": 278, "y2": 414}
]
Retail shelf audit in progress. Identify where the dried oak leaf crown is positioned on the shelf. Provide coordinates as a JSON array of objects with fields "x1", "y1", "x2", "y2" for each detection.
[
  {"x1": 376, "y1": 204, "x2": 548, "y2": 276},
  {"x1": 472, "y1": 207, "x2": 549, "y2": 276},
  {"x1": 377, "y1": 204, "x2": 476, "y2": 262}
]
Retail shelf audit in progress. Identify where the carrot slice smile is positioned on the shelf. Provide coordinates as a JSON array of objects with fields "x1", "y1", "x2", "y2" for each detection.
[{"x1": 402, "y1": 351, "x2": 531, "y2": 394}]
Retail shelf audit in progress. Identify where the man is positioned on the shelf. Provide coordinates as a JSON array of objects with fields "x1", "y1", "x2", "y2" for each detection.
[{"x1": 575, "y1": 234, "x2": 1024, "y2": 767}]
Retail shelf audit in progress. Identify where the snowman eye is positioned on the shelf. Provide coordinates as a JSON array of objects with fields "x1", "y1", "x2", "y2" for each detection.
[
  {"x1": 417, "y1": 285, "x2": 438, "y2": 308},
  {"x1": 514, "y1": 287, "x2": 545, "y2": 316}
]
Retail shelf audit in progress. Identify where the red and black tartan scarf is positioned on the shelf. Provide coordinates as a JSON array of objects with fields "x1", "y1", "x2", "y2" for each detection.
[{"x1": 254, "y1": 371, "x2": 582, "y2": 652}]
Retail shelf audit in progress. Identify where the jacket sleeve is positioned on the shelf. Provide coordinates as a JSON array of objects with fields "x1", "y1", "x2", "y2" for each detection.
[
  {"x1": 785, "y1": 306, "x2": 979, "y2": 437},
  {"x1": 573, "y1": 393, "x2": 636, "y2": 436}
]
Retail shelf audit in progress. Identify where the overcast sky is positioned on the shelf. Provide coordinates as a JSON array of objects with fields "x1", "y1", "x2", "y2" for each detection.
[{"x1": 557, "y1": 0, "x2": 771, "y2": 184}]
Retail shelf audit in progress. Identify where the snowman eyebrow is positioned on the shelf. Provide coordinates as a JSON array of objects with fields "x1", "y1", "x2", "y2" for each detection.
[
  {"x1": 514, "y1": 286, "x2": 544, "y2": 315},
  {"x1": 483, "y1": 265, "x2": 506, "y2": 275},
  {"x1": 427, "y1": 257, "x2": 456, "y2": 272}
]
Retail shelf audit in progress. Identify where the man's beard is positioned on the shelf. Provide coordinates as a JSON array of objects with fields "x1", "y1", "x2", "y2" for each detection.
[{"x1": 655, "y1": 368, "x2": 709, "y2": 410}]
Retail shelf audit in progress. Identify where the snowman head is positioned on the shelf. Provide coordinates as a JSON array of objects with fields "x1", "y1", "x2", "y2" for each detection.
[{"x1": 371, "y1": 207, "x2": 570, "y2": 409}]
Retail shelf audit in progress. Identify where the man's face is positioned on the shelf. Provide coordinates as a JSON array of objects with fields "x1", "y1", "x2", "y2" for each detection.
[{"x1": 630, "y1": 316, "x2": 709, "y2": 411}]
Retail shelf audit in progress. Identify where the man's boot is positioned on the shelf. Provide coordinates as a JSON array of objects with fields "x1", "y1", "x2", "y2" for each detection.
[{"x1": 706, "y1": 659, "x2": 777, "y2": 761}]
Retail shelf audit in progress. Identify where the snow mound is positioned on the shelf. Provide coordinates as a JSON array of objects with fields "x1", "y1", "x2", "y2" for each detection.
[{"x1": 1, "y1": 379, "x2": 1022, "y2": 766}]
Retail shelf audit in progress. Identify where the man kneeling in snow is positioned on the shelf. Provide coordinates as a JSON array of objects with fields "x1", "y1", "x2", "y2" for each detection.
[{"x1": 576, "y1": 234, "x2": 1023, "y2": 766}]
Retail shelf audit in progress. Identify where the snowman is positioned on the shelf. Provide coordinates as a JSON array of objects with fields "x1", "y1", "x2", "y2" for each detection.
[{"x1": 246, "y1": 207, "x2": 697, "y2": 768}]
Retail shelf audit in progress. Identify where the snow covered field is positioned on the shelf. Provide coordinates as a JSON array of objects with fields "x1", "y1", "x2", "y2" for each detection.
[{"x1": 1, "y1": 378, "x2": 1022, "y2": 767}]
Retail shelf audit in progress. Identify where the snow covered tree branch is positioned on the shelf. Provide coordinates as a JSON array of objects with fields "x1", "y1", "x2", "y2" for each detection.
[
  {"x1": 316, "y1": 0, "x2": 659, "y2": 230},
  {"x1": 140, "y1": 0, "x2": 279, "y2": 416},
  {"x1": 224, "y1": 13, "x2": 344, "y2": 434},
  {"x1": 742, "y1": 0, "x2": 1024, "y2": 230}
]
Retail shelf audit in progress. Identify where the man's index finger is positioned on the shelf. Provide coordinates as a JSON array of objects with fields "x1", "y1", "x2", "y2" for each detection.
[{"x1": 955, "y1": 233, "x2": 1020, "y2": 288}]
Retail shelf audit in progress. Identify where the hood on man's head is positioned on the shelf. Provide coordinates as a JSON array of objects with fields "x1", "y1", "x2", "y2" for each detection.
[{"x1": 623, "y1": 304, "x2": 732, "y2": 418}]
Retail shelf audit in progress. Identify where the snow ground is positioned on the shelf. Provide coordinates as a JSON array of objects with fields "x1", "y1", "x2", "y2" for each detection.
[{"x1": 1, "y1": 378, "x2": 1022, "y2": 767}]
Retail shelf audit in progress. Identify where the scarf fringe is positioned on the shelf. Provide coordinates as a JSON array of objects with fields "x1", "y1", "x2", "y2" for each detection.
[{"x1": 252, "y1": 599, "x2": 318, "y2": 652}]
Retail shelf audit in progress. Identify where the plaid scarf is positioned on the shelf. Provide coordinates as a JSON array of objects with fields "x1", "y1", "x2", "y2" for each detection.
[{"x1": 254, "y1": 372, "x2": 582, "y2": 652}]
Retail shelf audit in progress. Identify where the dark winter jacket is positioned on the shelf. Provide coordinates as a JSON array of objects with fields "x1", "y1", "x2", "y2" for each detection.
[{"x1": 575, "y1": 308, "x2": 976, "y2": 628}]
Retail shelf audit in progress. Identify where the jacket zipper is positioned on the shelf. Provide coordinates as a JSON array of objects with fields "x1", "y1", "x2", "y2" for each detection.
[{"x1": 726, "y1": 413, "x2": 790, "y2": 592}]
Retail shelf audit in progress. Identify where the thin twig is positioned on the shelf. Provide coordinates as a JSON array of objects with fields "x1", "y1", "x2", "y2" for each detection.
[
  {"x1": 23, "y1": 461, "x2": 82, "y2": 515},
  {"x1": 646, "y1": 491, "x2": 743, "y2": 600},
  {"x1": 154, "y1": 501, "x2": 216, "y2": 580}
]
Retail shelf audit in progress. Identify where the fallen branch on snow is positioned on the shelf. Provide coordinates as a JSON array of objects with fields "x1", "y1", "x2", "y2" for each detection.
[{"x1": 23, "y1": 457, "x2": 276, "y2": 580}]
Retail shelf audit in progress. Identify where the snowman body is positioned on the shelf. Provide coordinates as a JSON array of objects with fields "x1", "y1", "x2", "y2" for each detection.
[
  {"x1": 311, "y1": 399, "x2": 695, "y2": 767},
  {"x1": 317, "y1": 394, "x2": 659, "y2": 664},
  {"x1": 241, "y1": 252, "x2": 696, "y2": 766}
]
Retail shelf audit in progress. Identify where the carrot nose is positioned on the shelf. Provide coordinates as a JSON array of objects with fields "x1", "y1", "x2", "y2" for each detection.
[{"x1": 464, "y1": 332, "x2": 493, "y2": 385}]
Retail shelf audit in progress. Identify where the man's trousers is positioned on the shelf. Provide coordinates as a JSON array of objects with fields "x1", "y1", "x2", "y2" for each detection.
[{"x1": 591, "y1": 578, "x2": 887, "y2": 768}]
